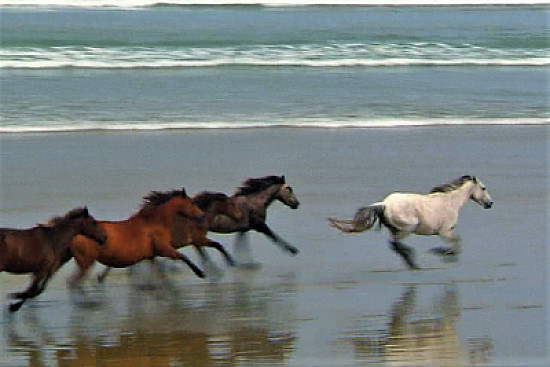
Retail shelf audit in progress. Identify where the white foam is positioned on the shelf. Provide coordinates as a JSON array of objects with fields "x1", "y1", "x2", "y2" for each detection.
[
  {"x1": 1, "y1": 0, "x2": 548, "y2": 8},
  {"x1": 2, "y1": 45, "x2": 548, "y2": 69},
  {"x1": 1, "y1": 118, "x2": 547, "y2": 133}
]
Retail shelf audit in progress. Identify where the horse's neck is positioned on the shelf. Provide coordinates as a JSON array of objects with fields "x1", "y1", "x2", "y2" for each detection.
[
  {"x1": 48, "y1": 222, "x2": 80, "y2": 251},
  {"x1": 442, "y1": 182, "x2": 474, "y2": 210},
  {"x1": 238, "y1": 184, "x2": 281, "y2": 212},
  {"x1": 134, "y1": 206, "x2": 169, "y2": 224}
]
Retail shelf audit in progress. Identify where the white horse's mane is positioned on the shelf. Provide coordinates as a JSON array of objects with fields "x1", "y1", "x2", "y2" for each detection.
[{"x1": 429, "y1": 175, "x2": 475, "y2": 194}]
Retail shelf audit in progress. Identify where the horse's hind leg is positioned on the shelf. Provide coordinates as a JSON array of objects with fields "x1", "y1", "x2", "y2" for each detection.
[
  {"x1": 389, "y1": 240, "x2": 419, "y2": 270},
  {"x1": 154, "y1": 241, "x2": 205, "y2": 279}
]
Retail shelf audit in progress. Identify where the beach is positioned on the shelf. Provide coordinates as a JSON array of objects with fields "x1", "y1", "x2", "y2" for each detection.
[
  {"x1": 0, "y1": 126, "x2": 548, "y2": 366},
  {"x1": 1, "y1": 2, "x2": 549, "y2": 366}
]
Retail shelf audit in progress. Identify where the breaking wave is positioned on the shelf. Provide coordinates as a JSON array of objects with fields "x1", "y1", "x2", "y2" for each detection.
[{"x1": 2, "y1": 44, "x2": 548, "y2": 69}]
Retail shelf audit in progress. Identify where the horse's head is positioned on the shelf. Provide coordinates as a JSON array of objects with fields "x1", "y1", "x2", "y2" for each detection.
[
  {"x1": 74, "y1": 207, "x2": 107, "y2": 245},
  {"x1": 470, "y1": 177, "x2": 493, "y2": 209},
  {"x1": 173, "y1": 188, "x2": 205, "y2": 222},
  {"x1": 276, "y1": 176, "x2": 300, "y2": 210}
]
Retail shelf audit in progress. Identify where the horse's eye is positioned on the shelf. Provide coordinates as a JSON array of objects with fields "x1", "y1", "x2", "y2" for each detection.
[{"x1": 287, "y1": 187, "x2": 293, "y2": 193}]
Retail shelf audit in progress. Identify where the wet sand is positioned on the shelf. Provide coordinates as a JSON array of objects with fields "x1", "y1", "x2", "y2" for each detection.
[{"x1": 0, "y1": 126, "x2": 548, "y2": 366}]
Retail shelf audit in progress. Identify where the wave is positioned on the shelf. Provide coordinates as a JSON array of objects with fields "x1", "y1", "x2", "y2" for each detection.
[
  {"x1": 1, "y1": 118, "x2": 547, "y2": 133},
  {"x1": 2, "y1": 44, "x2": 548, "y2": 69},
  {"x1": 2, "y1": 1, "x2": 549, "y2": 9}
]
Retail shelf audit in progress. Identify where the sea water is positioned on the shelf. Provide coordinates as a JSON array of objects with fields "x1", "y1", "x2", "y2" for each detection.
[{"x1": 1, "y1": 2, "x2": 548, "y2": 132}]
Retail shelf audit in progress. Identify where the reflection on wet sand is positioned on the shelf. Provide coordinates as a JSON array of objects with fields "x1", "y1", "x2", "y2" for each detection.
[
  {"x1": 3, "y1": 274, "x2": 297, "y2": 366},
  {"x1": 344, "y1": 285, "x2": 493, "y2": 366}
]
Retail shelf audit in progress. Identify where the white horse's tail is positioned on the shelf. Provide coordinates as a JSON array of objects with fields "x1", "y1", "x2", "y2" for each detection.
[{"x1": 328, "y1": 204, "x2": 385, "y2": 233}]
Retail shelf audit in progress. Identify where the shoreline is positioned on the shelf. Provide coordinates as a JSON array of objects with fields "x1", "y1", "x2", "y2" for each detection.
[
  {"x1": 1, "y1": 119, "x2": 548, "y2": 134},
  {"x1": 2, "y1": 1, "x2": 550, "y2": 8}
]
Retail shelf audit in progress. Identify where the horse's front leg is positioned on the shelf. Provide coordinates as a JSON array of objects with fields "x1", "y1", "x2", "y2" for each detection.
[
  {"x1": 253, "y1": 222, "x2": 299, "y2": 255},
  {"x1": 205, "y1": 240, "x2": 235, "y2": 267},
  {"x1": 97, "y1": 267, "x2": 111, "y2": 283},
  {"x1": 431, "y1": 230, "x2": 462, "y2": 256},
  {"x1": 8, "y1": 273, "x2": 49, "y2": 312}
]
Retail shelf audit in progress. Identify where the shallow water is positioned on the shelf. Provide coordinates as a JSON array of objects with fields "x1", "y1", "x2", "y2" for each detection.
[{"x1": 0, "y1": 126, "x2": 548, "y2": 366}]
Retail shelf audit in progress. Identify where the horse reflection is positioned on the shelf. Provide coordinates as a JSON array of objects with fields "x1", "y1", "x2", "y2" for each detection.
[
  {"x1": 53, "y1": 280, "x2": 296, "y2": 366},
  {"x1": 346, "y1": 285, "x2": 492, "y2": 366}
]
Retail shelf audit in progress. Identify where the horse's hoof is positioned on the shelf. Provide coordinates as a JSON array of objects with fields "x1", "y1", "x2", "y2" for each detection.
[
  {"x1": 442, "y1": 255, "x2": 459, "y2": 263},
  {"x1": 430, "y1": 247, "x2": 457, "y2": 256},
  {"x1": 430, "y1": 247, "x2": 444, "y2": 255},
  {"x1": 8, "y1": 302, "x2": 23, "y2": 313},
  {"x1": 287, "y1": 246, "x2": 300, "y2": 255}
]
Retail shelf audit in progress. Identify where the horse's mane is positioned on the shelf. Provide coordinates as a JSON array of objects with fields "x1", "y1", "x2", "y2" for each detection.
[
  {"x1": 140, "y1": 188, "x2": 188, "y2": 212},
  {"x1": 193, "y1": 191, "x2": 229, "y2": 211},
  {"x1": 234, "y1": 175, "x2": 285, "y2": 196},
  {"x1": 430, "y1": 175, "x2": 475, "y2": 194},
  {"x1": 42, "y1": 207, "x2": 89, "y2": 227}
]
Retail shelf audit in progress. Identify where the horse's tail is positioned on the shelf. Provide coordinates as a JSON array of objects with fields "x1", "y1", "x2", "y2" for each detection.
[
  {"x1": 353, "y1": 204, "x2": 385, "y2": 232},
  {"x1": 328, "y1": 203, "x2": 385, "y2": 233}
]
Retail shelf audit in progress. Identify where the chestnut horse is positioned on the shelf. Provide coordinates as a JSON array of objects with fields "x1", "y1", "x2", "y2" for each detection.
[
  {"x1": 0, "y1": 207, "x2": 106, "y2": 312},
  {"x1": 69, "y1": 188, "x2": 205, "y2": 287},
  {"x1": 96, "y1": 191, "x2": 243, "y2": 281}
]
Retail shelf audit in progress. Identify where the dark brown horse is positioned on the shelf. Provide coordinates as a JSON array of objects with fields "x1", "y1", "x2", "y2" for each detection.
[
  {"x1": 69, "y1": 188, "x2": 205, "y2": 287},
  {"x1": 208, "y1": 175, "x2": 300, "y2": 266},
  {"x1": 0, "y1": 207, "x2": 106, "y2": 312},
  {"x1": 186, "y1": 191, "x2": 243, "y2": 268},
  {"x1": 97, "y1": 191, "x2": 243, "y2": 281}
]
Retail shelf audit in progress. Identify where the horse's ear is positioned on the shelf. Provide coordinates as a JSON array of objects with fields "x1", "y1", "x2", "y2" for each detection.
[
  {"x1": 181, "y1": 187, "x2": 187, "y2": 197},
  {"x1": 281, "y1": 175, "x2": 286, "y2": 183},
  {"x1": 83, "y1": 206, "x2": 89, "y2": 216},
  {"x1": 472, "y1": 176, "x2": 478, "y2": 183}
]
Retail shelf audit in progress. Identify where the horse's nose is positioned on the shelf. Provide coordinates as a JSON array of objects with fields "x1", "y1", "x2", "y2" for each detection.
[{"x1": 484, "y1": 201, "x2": 493, "y2": 209}]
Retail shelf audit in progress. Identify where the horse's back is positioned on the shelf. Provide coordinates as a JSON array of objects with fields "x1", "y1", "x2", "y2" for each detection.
[
  {"x1": 381, "y1": 193, "x2": 427, "y2": 231},
  {"x1": 383, "y1": 193, "x2": 424, "y2": 212},
  {"x1": 0, "y1": 227, "x2": 54, "y2": 274}
]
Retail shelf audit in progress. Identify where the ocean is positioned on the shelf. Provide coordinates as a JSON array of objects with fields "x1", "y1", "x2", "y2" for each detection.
[
  {"x1": 0, "y1": 2, "x2": 549, "y2": 367},
  {"x1": 0, "y1": 2, "x2": 548, "y2": 132}
]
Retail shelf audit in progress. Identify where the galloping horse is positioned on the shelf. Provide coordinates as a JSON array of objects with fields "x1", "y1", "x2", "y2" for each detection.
[
  {"x1": 181, "y1": 191, "x2": 243, "y2": 269},
  {"x1": 328, "y1": 175, "x2": 493, "y2": 269},
  {"x1": 0, "y1": 207, "x2": 106, "y2": 312},
  {"x1": 209, "y1": 175, "x2": 300, "y2": 265},
  {"x1": 69, "y1": 188, "x2": 206, "y2": 287},
  {"x1": 96, "y1": 191, "x2": 242, "y2": 281}
]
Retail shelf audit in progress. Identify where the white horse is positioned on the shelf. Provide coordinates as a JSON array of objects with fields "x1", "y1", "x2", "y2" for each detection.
[{"x1": 328, "y1": 175, "x2": 493, "y2": 269}]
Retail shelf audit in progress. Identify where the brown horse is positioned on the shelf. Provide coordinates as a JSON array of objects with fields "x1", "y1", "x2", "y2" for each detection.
[
  {"x1": 69, "y1": 188, "x2": 206, "y2": 287},
  {"x1": 97, "y1": 191, "x2": 243, "y2": 281},
  {"x1": 209, "y1": 175, "x2": 300, "y2": 266},
  {"x1": 0, "y1": 207, "x2": 107, "y2": 312}
]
